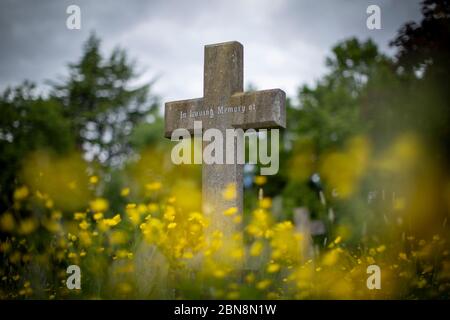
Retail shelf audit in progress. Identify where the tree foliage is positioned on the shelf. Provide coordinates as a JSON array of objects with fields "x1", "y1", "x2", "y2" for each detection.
[{"x1": 50, "y1": 34, "x2": 158, "y2": 167}]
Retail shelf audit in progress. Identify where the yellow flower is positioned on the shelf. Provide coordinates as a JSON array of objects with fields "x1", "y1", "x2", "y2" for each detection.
[
  {"x1": 93, "y1": 212, "x2": 104, "y2": 220},
  {"x1": 393, "y1": 197, "x2": 406, "y2": 210},
  {"x1": 115, "y1": 249, "x2": 133, "y2": 259},
  {"x1": 125, "y1": 205, "x2": 141, "y2": 225},
  {"x1": 120, "y1": 187, "x2": 130, "y2": 197},
  {"x1": 145, "y1": 182, "x2": 162, "y2": 191},
  {"x1": 137, "y1": 204, "x2": 147, "y2": 214},
  {"x1": 376, "y1": 245, "x2": 386, "y2": 253},
  {"x1": 245, "y1": 273, "x2": 255, "y2": 284},
  {"x1": 0, "y1": 242, "x2": 11, "y2": 253},
  {"x1": 222, "y1": 183, "x2": 236, "y2": 200},
  {"x1": 79, "y1": 231, "x2": 92, "y2": 247},
  {"x1": 247, "y1": 208, "x2": 272, "y2": 238},
  {"x1": 51, "y1": 210, "x2": 62, "y2": 220},
  {"x1": 14, "y1": 186, "x2": 29, "y2": 201},
  {"x1": 224, "y1": 207, "x2": 238, "y2": 216},
  {"x1": 68, "y1": 233, "x2": 77, "y2": 241},
  {"x1": 231, "y1": 248, "x2": 244, "y2": 260},
  {"x1": 334, "y1": 236, "x2": 342, "y2": 244},
  {"x1": 167, "y1": 196, "x2": 176, "y2": 204},
  {"x1": 10, "y1": 251, "x2": 21, "y2": 264},
  {"x1": 79, "y1": 220, "x2": 90, "y2": 230},
  {"x1": 90, "y1": 198, "x2": 109, "y2": 212},
  {"x1": 45, "y1": 199, "x2": 54, "y2": 209},
  {"x1": 67, "y1": 180, "x2": 77, "y2": 190},
  {"x1": 322, "y1": 249, "x2": 339, "y2": 266},
  {"x1": 213, "y1": 269, "x2": 226, "y2": 279},
  {"x1": 74, "y1": 212, "x2": 86, "y2": 220},
  {"x1": 0, "y1": 212, "x2": 15, "y2": 232},
  {"x1": 104, "y1": 214, "x2": 121, "y2": 227},
  {"x1": 417, "y1": 278, "x2": 427, "y2": 288},
  {"x1": 109, "y1": 230, "x2": 127, "y2": 245},
  {"x1": 112, "y1": 214, "x2": 122, "y2": 224},
  {"x1": 167, "y1": 222, "x2": 177, "y2": 229},
  {"x1": 367, "y1": 256, "x2": 376, "y2": 264},
  {"x1": 35, "y1": 190, "x2": 46, "y2": 200},
  {"x1": 256, "y1": 279, "x2": 271, "y2": 290},
  {"x1": 148, "y1": 203, "x2": 159, "y2": 213},
  {"x1": 250, "y1": 241, "x2": 263, "y2": 256},
  {"x1": 254, "y1": 176, "x2": 267, "y2": 186},
  {"x1": 399, "y1": 252, "x2": 408, "y2": 261},
  {"x1": 163, "y1": 206, "x2": 176, "y2": 221},
  {"x1": 89, "y1": 176, "x2": 99, "y2": 185},
  {"x1": 18, "y1": 218, "x2": 37, "y2": 235},
  {"x1": 265, "y1": 229, "x2": 274, "y2": 238},
  {"x1": 227, "y1": 291, "x2": 240, "y2": 299},
  {"x1": 259, "y1": 197, "x2": 272, "y2": 209},
  {"x1": 68, "y1": 252, "x2": 77, "y2": 259},
  {"x1": 267, "y1": 263, "x2": 281, "y2": 273}
]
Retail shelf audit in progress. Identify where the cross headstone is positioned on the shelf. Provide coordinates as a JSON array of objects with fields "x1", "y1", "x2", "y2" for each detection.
[
  {"x1": 165, "y1": 41, "x2": 285, "y2": 236},
  {"x1": 294, "y1": 207, "x2": 326, "y2": 260}
]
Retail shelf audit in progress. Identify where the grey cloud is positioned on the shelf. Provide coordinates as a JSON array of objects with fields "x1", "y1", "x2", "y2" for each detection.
[{"x1": 0, "y1": 0, "x2": 422, "y2": 102}]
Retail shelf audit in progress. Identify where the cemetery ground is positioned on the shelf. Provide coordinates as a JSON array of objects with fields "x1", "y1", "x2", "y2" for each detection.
[{"x1": 0, "y1": 135, "x2": 449, "y2": 299}]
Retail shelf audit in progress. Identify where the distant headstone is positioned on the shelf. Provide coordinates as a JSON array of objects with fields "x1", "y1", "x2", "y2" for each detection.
[
  {"x1": 293, "y1": 207, "x2": 326, "y2": 260},
  {"x1": 293, "y1": 207, "x2": 326, "y2": 236}
]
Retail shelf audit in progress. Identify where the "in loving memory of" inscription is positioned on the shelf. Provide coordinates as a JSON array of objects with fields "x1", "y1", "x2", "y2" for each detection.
[{"x1": 180, "y1": 104, "x2": 256, "y2": 120}]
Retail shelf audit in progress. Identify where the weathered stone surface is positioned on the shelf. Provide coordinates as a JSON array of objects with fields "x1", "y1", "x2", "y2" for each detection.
[
  {"x1": 165, "y1": 41, "x2": 286, "y2": 237},
  {"x1": 164, "y1": 89, "x2": 285, "y2": 138}
]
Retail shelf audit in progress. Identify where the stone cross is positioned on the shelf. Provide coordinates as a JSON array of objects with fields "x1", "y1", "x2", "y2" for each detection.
[{"x1": 165, "y1": 41, "x2": 285, "y2": 236}]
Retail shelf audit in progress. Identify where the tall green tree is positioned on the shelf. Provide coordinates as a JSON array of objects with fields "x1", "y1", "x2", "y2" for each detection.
[
  {"x1": 390, "y1": 0, "x2": 450, "y2": 159},
  {"x1": 50, "y1": 34, "x2": 159, "y2": 168}
]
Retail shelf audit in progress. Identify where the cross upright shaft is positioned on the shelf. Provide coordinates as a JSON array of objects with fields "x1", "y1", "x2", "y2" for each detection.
[
  {"x1": 202, "y1": 42, "x2": 244, "y2": 236},
  {"x1": 204, "y1": 42, "x2": 243, "y2": 104}
]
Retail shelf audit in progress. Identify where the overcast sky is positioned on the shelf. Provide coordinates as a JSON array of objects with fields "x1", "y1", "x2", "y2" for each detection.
[{"x1": 0, "y1": 0, "x2": 422, "y2": 103}]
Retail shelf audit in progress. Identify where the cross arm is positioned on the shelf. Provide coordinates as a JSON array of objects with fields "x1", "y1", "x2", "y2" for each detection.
[
  {"x1": 164, "y1": 97, "x2": 203, "y2": 138},
  {"x1": 229, "y1": 88, "x2": 286, "y2": 130}
]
